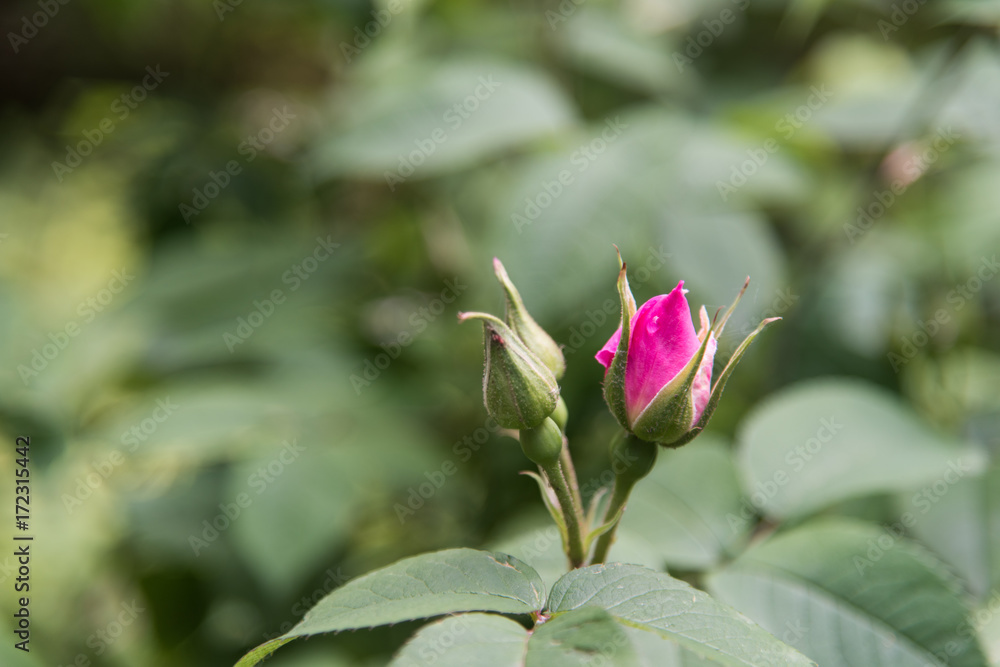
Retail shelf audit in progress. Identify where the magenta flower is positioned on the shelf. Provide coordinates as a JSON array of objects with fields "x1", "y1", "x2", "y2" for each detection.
[
  {"x1": 597, "y1": 282, "x2": 717, "y2": 426},
  {"x1": 596, "y1": 252, "x2": 779, "y2": 447}
]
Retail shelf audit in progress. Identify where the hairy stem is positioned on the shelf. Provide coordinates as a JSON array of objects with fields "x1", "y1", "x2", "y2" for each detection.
[
  {"x1": 589, "y1": 478, "x2": 633, "y2": 565},
  {"x1": 541, "y1": 456, "x2": 586, "y2": 568}
]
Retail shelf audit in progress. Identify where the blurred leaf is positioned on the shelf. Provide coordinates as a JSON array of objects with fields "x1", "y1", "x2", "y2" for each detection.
[
  {"x1": 661, "y1": 211, "x2": 786, "y2": 337},
  {"x1": 489, "y1": 110, "x2": 788, "y2": 321},
  {"x1": 736, "y1": 378, "x2": 987, "y2": 518},
  {"x1": 553, "y1": 9, "x2": 683, "y2": 95},
  {"x1": 228, "y1": 417, "x2": 443, "y2": 593},
  {"x1": 707, "y1": 518, "x2": 988, "y2": 667},
  {"x1": 615, "y1": 435, "x2": 751, "y2": 570},
  {"x1": 548, "y1": 563, "x2": 816, "y2": 665},
  {"x1": 903, "y1": 465, "x2": 1000, "y2": 600},
  {"x1": 312, "y1": 60, "x2": 576, "y2": 179}
]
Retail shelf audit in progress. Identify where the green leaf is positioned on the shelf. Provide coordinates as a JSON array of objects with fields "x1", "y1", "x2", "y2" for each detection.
[
  {"x1": 707, "y1": 518, "x2": 988, "y2": 667},
  {"x1": 903, "y1": 465, "x2": 1000, "y2": 600},
  {"x1": 736, "y1": 378, "x2": 987, "y2": 519},
  {"x1": 528, "y1": 607, "x2": 638, "y2": 667},
  {"x1": 235, "y1": 549, "x2": 545, "y2": 667},
  {"x1": 234, "y1": 638, "x2": 296, "y2": 667},
  {"x1": 389, "y1": 614, "x2": 529, "y2": 667},
  {"x1": 389, "y1": 608, "x2": 640, "y2": 667},
  {"x1": 547, "y1": 563, "x2": 816, "y2": 666},
  {"x1": 293, "y1": 548, "x2": 545, "y2": 632},
  {"x1": 616, "y1": 436, "x2": 751, "y2": 570},
  {"x1": 488, "y1": 516, "x2": 569, "y2": 592}
]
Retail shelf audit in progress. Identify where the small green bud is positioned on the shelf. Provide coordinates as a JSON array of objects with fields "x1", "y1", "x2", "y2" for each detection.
[
  {"x1": 550, "y1": 396, "x2": 569, "y2": 432},
  {"x1": 459, "y1": 311, "x2": 559, "y2": 429},
  {"x1": 494, "y1": 258, "x2": 566, "y2": 379},
  {"x1": 520, "y1": 417, "x2": 564, "y2": 468},
  {"x1": 611, "y1": 432, "x2": 658, "y2": 485}
]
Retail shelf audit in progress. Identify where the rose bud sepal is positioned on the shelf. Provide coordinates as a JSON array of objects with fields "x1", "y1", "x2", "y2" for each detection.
[
  {"x1": 630, "y1": 322, "x2": 717, "y2": 445},
  {"x1": 601, "y1": 249, "x2": 637, "y2": 432},
  {"x1": 493, "y1": 258, "x2": 565, "y2": 379},
  {"x1": 458, "y1": 311, "x2": 559, "y2": 429},
  {"x1": 662, "y1": 315, "x2": 781, "y2": 448}
]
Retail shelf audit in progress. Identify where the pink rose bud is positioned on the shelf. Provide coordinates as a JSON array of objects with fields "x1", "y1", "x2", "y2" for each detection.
[{"x1": 596, "y1": 250, "x2": 779, "y2": 447}]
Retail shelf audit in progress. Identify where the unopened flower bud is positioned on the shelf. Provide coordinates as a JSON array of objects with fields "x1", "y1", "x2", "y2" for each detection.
[
  {"x1": 520, "y1": 417, "x2": 563, "y2": 468},
  {"x1": 459, "y1": 312, "x2": 559, "y2": 429},
  {"x1": 550, "y1": 396, "x2": 569, "y2": 432},
  {"x1": 597, "y1": 251, "x2": 780, "y2": 447}
]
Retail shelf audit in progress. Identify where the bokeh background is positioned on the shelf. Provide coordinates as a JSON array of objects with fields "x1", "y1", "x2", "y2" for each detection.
[{"x1": 1, "y1": 0, "x2": 999, "y2": 665}]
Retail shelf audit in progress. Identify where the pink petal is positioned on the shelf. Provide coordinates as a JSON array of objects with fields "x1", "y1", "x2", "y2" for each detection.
[
  {"x1": 624, "y1": 282, "x2": 701, "y2": 423},
  {"x1": 691, "y1": 334, "x2": 718, "y2": 425},
  {"x1": 596, "y1": 327, "x2": 622, "y2": 371}
]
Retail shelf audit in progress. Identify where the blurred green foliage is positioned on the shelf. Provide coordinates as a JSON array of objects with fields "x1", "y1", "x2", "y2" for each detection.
[{"x1": 1, "y1": 0, "x2": 999, "y2": 665}]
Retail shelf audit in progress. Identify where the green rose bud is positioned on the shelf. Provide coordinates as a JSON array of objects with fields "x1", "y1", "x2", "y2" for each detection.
[
  {"x1": 550, "y1": 396, "x2": 569, "y2": 432},
  {"x1": 459, "y1": 311, "x2": 559, "y2": 429},
  {"x1": 520, "y1": 417, "x2": 564, "y2": 467}
]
